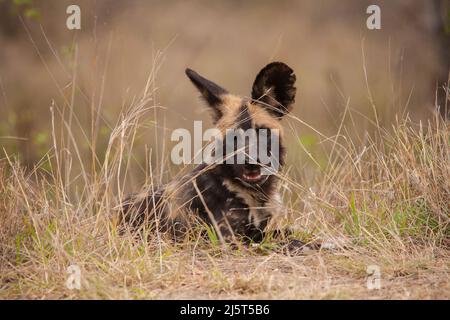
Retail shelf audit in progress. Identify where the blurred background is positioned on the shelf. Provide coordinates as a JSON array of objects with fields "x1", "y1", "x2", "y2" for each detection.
[{"x1": 0, "y1": 0, "x2": 448, "y2": 186}]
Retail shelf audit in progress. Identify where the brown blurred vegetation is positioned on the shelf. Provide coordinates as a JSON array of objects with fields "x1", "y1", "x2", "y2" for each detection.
[{"x1": 0, "y1": 0, "x2": 448, "y2": 185}]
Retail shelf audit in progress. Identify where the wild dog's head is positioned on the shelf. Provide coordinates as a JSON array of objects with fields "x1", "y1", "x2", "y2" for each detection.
[{"x1": 186, "y1": 62, "x2": 296, "y2": 191}]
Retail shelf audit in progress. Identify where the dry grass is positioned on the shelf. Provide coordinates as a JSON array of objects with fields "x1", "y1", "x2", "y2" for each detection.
[
  {"x1": 0, "y1": 61, "x2": 448, "y2": 299},
  {"x1": 0, "y1": 1, "x2": 448, "y2": 299}
]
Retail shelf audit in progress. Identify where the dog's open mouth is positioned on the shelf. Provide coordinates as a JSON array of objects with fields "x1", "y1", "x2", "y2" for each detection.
[{"x1": 242, "y1": 165, "x2": 264, "y2": 183}]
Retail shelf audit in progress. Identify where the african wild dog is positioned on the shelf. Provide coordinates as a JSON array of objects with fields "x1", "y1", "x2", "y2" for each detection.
[{"x1": 121, "y1": 62, "x2": 307, "y2": 249}]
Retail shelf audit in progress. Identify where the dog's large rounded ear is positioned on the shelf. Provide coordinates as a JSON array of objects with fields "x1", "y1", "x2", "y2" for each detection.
[
  {"x1": 186, "y1": 68, "x2": 228, "y2": 122},
  {"x1": 251, "y1": 62, "x2": 296, "y2": 119}
]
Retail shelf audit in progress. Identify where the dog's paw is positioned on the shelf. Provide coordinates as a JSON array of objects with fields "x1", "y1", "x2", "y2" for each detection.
[{"x1": 278, "y1": 239, "x2": 317, "y2": 256}]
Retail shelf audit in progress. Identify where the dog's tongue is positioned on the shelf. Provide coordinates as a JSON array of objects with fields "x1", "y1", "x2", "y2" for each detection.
[
  {"x1": 243, "y1": 168, "x2": 262, "y2": 181},
  {"x1": 246, "y1": 171, "x2": 260, "y2": 178}
]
